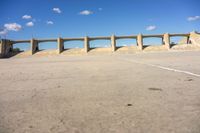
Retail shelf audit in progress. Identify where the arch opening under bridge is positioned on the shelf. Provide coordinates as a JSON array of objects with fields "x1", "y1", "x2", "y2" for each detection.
[
  {"x1": 89, "y1": 38, "x2": 111, "y2": 49},
  {"x1": 37, "y1": 41, "x2": 57, "y2": 51},
  {"x1": 142, "y1": 36, "x2": 164, "y2": 48},
  {"x1": 10, "y1": 40, "x2": 31, "y2": 55},
  {"x1": 169, "y1": 34, "x2": 190, "y2": 48},
  {"x1": 12, "y1": 43, "x2": 30, "y2": 52},
  {"x1": 170, "y1": 36, "x2": 190, "y2": 45},
  {"x1": 64, "y1": 40, "x2": 84, "y2": 49},
  {"x1": 116, "y1": 38, "x2": 137, "y2": 47}
]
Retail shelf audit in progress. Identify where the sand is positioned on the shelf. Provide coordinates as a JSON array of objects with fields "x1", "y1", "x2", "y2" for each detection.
[{"x1": 0, "y1": 51, "x2": 200, "y2": 133}]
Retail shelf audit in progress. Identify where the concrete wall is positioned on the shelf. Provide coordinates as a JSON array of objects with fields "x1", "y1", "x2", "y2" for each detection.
[{"x1": 190, "y1": 31, "x2": 200, "y2": 45}]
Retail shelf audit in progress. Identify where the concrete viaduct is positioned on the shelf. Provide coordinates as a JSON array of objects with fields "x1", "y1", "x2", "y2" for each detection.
[{"x1": 1, "y1": 31, "x2": 199, "y2": 57}]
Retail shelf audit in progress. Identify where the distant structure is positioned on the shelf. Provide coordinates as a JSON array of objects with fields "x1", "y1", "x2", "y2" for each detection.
[{"x1": 0, "y1": 31, "x2": 200, "y2": 58}]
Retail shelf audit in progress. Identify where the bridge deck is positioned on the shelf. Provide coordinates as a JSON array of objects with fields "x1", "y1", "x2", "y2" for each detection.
[{"x1": 9, "y1": 33, "x2": 190, "y2": 44}]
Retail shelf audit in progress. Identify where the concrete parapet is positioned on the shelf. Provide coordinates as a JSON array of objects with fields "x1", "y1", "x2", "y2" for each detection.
[
  {"x1": 143, "y1": 34, "x2": 163, "y2": 38},
  {"x1": 12, "y1": 40, "x2": 30, "y2": 44},
  {"x1": 63, "y1": 38, "x2": 84, "y2": 41},
  {"x1": 57, "y1": 37, "x2": 64, "y2": 54},
  {"x1": 31, "y1": 39, "x2": 38, "y2": 55},
  {"x1": 115, "y1": 35, "x2": 137, "y2": 39},
  {"x1": 111, "y1": 35, "x2": 116, "y2": 52},
  {"x1": 137, "y1": 34, "x2": 143, "y2": 50},
  {"x1": 89, "y1": 36, "x2": 110, "y2": 40},
  {"x1": 38, "y1": 39, "x2": 57, "y2": 43},
  {"x1": 169, "y1": 33, "x2": 190, "y2": 37}
]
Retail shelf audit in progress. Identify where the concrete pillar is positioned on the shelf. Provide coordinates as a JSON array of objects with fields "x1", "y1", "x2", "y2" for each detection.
[
  {"x1": 5, "y1": 40, "x2": 13, "y2": 53},
  {"x1": 111, "y1": 35, "x2": 116, "y2": 52},
  {"x1": 163, "y1": 33, "x2": 170, "y2": 49},
  {"x1": 162, "y1": 37, "x2": 164, "y2": 45},
  {"x1": 137, "y1": 34, "x2": 143, "y2": 50},
  {"x1": 84, "y1": 36, "x2": 89, "y2": 53},
  {"x1": 9, "y1": 42, "x2": 13, "y2": 52},
  {"x1": 57, "y1": 37, "x2": 64, "y2": 54},
  {"x1": 0, "y1": 39, "x2": 13, "y2": 57},
  {"x1": 186, "y1": 36, "x2": 190, "y2": 44},
  {"x1": 31, "y1": 38, "x2": 38, "y2": 55},
  {"x1": 0, "y1": 39, "x2": 4, "y2": 57}
]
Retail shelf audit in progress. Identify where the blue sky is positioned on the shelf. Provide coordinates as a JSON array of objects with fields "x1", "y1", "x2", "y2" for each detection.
[{"x1": 0, "y1": 0, "x2": 200, "y2": 49}]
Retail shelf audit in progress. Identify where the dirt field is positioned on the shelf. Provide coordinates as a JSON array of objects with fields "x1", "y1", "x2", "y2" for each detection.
[{"x1": 0, "y1": 51, "x2": 200, "y2": 133}]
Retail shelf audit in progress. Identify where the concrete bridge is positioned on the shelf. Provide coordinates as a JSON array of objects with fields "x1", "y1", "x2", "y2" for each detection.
[{"x1": 0, "y1": 31, "x2": 200, "y2": 58}]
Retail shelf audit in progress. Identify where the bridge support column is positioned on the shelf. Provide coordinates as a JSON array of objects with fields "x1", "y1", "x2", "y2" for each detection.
[
  {"x1": 111, "y1": 35, "x2": 116, "y2": 52},
  {"x1": 31, "y1": 39, "x2": 38, "y2": 55},
  {"x1": 57, "y1": 37, "x2": 64, "y2": 54},
  {"x1": 186, "y1": 36, "x2": 190, "y2": 44},
  {"x1": 163, "y1": 33, "x2": 170, "y2": 49},
  {"x1": 0, "y1": 39, "x2": 13, "y2": 58},
  {"x1": 84, "y1": 36, "x2": 89, "y2": 53},
  {"x1": 0, "y1": 40, "x2": 2, "y2": 57},
  {"x1": 0, "y1": 40, "x2": 6, "y2": 57},
  {"x1": 137, "y1": 34, "x2": 143, "y2": 50}
]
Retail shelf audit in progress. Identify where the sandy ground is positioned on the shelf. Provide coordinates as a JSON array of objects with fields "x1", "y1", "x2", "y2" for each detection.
[{"x1": 0, "y1": 51, "x2": 200, "y2": 133}]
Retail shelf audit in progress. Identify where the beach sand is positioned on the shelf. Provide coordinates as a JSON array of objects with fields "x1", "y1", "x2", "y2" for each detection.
[{"x1": 0, "y1": 51, "x2": 200, "y2": 133}]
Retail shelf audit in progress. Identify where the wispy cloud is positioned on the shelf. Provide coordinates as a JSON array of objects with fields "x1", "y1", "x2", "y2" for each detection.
[
  {"x1": 26, "y1": 22, "x2": 34, "y2": 27},
  {"x1": 53, "y1": 8, "x2": 62, "y2": 13},
  {"x1": 22, "y1": 15, "x2": 32, "y2": 20},
  {"x1": 0, "y1": 29, "x2": 8, "y2": 36},
  {"x1": 46, "y1": 21, "x2": 54, "y2": 25},
  {"x1": 1, "y1": 23, "x2": 22, "y2": 36},
  {"x1": 4, "y1": 23, "x2": 22, "y2": 31},
  {"x1": 146, "y1": 25, "x2": 156, "y2": 31},
  {"x1": 98, "y1": 8, "x2": 103, "y2": 11},
  {"x1": 79, "y1": 10, "x2": 93, "y2": 15},
  {"x1": 187, "y1": 16, "x2": 200, "y2": 21}
]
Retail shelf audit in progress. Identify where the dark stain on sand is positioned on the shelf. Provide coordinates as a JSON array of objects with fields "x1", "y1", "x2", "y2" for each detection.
[
  {"x1": 127, "y1": 104, "x2": 132, "y2": 106},
  {"x1": 148, "y1": 88, "x2": 163, "y2": 91},
  {"x1": 187, "y1": 79, "x2": 193, "y2": 81}
]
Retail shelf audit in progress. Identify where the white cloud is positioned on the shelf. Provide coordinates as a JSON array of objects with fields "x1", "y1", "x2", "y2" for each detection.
[
  {"x1": 79, "y1": 10, "x2": 93, "y2": 15},
  {"x1": 0, "y1": 29, "x2": 8, "y2": 36},
  {"x1": 4, "y1": 23, "x2": 22, "y2": 31},
  {"x1": 46, "y1": 21, "x2": 54, "y2": 25},
  {"x1": 187, "y1": 16, "x2": 200, "y2": 21},
  {"x1": 53, "y1": 8, "x2": 62, "y2": 13},
  {"x1": 22, "y1": 15, "x2": 32, "y2": 19},
  {"x1": 146, "y1": 25, "x2": 156, "y2": 31},
  {"x1": 98, "y1": 8, "x2": 103, "y2": 11},
  {"x1": 26, "y1": 21, "x2": 34, "y2": 27}
]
